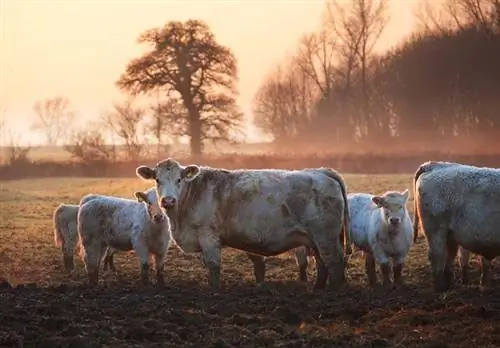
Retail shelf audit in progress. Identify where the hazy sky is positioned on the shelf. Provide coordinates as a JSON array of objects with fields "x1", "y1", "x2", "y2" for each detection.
[{"x1": 1, "y1": 0, "x2": 418, "y2": 145}]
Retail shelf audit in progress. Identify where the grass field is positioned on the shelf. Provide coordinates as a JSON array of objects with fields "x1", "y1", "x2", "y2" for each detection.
[{"x1": 1, "y1": 174, "x2": 500, "y2": 347}]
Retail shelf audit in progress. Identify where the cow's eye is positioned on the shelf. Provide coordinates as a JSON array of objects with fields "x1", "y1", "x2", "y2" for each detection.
[
  {"x1": 176, "y1": 178, "x2": 181, "y2": 184},
  {"x1": 155, "y1": 178, "x2": 160, "y2": 184}
]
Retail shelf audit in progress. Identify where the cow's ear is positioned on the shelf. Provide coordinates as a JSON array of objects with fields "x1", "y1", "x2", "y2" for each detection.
[
  {"x1": 401, "y1": 189, "x2": 409, "y2": 201},
  {"x1": 136, "y1": 166, "x2": 156, "y2": 180},
  {"x1": 372, "y1": 196, "x2": 385, "y2": 208},
  {"x1": 181, "y1": 165, "x2": 201, "y2": 182},
  {"x1": 134, "y1": 191, "x2": 148, "y2": 203}
]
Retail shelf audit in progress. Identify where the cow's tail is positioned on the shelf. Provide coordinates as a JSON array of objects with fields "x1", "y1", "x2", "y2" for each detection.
[
  {"x1": 320, "y1": 168, "x2": 352, "y2": 256},
  {"x1": 412, "y1": 161, "x2": 441, "y2": 243},
  {"x1": 53, "y1": 204, "x2": 65, "y2": 247}
]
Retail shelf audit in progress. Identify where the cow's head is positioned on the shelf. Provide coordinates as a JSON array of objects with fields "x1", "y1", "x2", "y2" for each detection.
[
  {"x1": 136, "y1": 158, "x2": 201, "y2": 211},
  {"x1": 372, "y1": 189, "x2": 409, "y2": 232},
  {"x1": 134, "y1": 187, "x2": 165, "y2": 224}
]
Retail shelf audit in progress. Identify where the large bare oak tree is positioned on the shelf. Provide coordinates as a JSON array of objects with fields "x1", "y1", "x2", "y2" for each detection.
[{"x1": 116, "y1": 20, "x2": 243, "y2": 157}]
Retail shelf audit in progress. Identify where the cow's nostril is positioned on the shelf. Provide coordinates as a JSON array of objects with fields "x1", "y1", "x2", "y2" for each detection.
[{"x1": 161, "y1": 196, "x2": 176, "y2": 208}]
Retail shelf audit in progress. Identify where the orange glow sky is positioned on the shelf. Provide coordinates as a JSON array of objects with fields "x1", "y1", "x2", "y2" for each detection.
[{"x1": 1, "y1": 0, "x2": 418, "y2": 145}]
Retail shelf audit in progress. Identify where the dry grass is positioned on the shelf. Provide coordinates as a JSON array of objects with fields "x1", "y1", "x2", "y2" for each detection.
[{"x1": 1, "y1": 174, "x2": 499, "y2": 347}]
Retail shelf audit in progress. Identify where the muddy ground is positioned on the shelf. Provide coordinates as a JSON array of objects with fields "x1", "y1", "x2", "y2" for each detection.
[{"x1": 2, "y1": 243, "x2": 500, "y2": 348}]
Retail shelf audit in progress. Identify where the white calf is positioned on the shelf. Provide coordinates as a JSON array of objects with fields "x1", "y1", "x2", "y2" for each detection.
[
  {"x1": 77, "y1": 187, "x2": 170, "y2": 286},
  {"x1": 53, "y1": 194, "x2": 116, "y2": 272},
  {"x1": 349, "y1": 190, "x2": 413, "y2": 287},
  {"x1": 53, "y1": 203, "x2": 81, "y2": 272}
]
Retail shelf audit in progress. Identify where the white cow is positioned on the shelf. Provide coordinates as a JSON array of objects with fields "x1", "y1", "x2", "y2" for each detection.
[
  {"x1": 347, "y1": 190, "x2": 413, "y2": 287},
  {"x1": 77, "y1": 187, "x2": 170, "y2": 286},
  {"x1": 135, "y1": 158, "x2": 351, "y2": 290},
  {"x1": 53, "y1": 194, "x2": 108, "y2": 272},
  {"x1": 413, "y1": 161, "x2": 500, "y2": 292}
]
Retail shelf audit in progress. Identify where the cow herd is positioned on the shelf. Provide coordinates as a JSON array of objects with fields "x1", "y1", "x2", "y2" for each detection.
[{"x1": 52, "y1": 158, "x2": 500, "y2": 293}]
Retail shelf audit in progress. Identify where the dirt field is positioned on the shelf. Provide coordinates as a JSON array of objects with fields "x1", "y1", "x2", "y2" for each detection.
[{"x1": 1, "y1": 175, "x2": 500, "y2": 347}]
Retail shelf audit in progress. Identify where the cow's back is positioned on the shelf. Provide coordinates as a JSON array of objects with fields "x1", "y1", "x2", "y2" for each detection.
[
  {"x1": 79, "y1": 197, "x2": 144, "y2": 244},
  {"x1": 418, "y1": 164, "x2": 500, "y2": 256},
  {"x1": 226, "y1": 169, "x2": 344, "y2": 221},
  {"x1": 347, "y1": 193, "x2": 378, "y2": 250},
  {"x1": 56, "y1": 204, "x2": 79, "y2": 223}
]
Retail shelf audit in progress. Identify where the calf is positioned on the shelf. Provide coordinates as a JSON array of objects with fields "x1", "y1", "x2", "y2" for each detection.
[
  {"x1": 77, "y1": 187, "x2": 170, "y2": 286},
  {"x1": 53, "y1": 203, "x2": 81, "y2": 272},
  {"x1": 53, "y1": 194, "x2": 104, "y2": 272},
  {"x1": 347, "y1": 190, "x2": 413, "y2": 287},
  {"x1": 79, "y1": 194, "x2": 125, "y2": 272},
  {"x1": 136, "y1": 158, "x2": 351, "y2": 290},
  {"x1": 413, "y1": 161, "x2": 500, "y2": 292}
]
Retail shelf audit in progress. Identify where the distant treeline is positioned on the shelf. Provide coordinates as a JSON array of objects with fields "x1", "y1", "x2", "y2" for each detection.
[
  {"x1": 3, "y1": 152, "x2": 500, "y2": 180},
  {"x1": 252, "y1": 0, "x2": 500, "y2": 153}
]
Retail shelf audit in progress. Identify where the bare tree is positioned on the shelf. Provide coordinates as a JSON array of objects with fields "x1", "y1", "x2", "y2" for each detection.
[
  {"x1": 117, "y1": 20, "x2": 243, "y2": 157},
  {"x1": 147, "y1": 94, "x2": 186, "y2": 159},
  {"x1": 64, "y1": 122, "x2": 113, "y2": 164},
  {"x1": 104, "y1": 98, "x2": 145, "y2": 160},
  {"x1": 5, "y1": 129, "x2": 31, "y2": 165},
  {"x1": 148, "y1": 91, "x2": 167, "y2": 159},
  {"x1": 416, "y1": 0, "x2": 500, "y2": 34},
  {"x1": 32, "y1": 96, "x2": 75, "y2": 146},
  {"x1": 296, "y1": 30, "x2": 337, "y2": 99},
  {"x1": 326, "y1": 0, "x2": 389, "y2": 139},
  {"x1": 295, "y1": 27, "x2": 357, "y2": 144},
  {"x1": 253, "y1": 59, "x2": 316, "y2": 145}
]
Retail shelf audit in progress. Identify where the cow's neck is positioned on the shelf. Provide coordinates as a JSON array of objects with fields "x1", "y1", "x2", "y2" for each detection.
[
  {"x1": 165, "y1": 208, "x2": 179, "y2": 232},
  {"x1": 382, "y1": 223, "x2": 401, "y2": 239}
]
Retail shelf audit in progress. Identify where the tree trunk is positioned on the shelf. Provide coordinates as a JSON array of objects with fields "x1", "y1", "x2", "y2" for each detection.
[
  {"x1": 188, "y1": 108, "x2": 203, "y2": 158},
  {"x1": 181, "y1": 90, "x2": 203, "y2": 158}
]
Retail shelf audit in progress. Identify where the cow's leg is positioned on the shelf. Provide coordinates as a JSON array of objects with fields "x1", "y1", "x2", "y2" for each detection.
[
  {"x1": 480, "y1": 256, "x2": 492, "y2": 288},
  {"x1": 153, "y1": 251, "x2": 166, "y2": 286},
  {"x1": 312, "y1": 252, "x2": 328, "y2": 289},
  {"x1": 295, "y1": 246, "x2": 309, "y2": 283},
  {"x1": 371, "y1": 242, "x2": 392, "y2": 288},
  {"x1": 316, "y1": 235, "x2": 345, "y2": 291},
  {"x1": 246, "y1": 253, "x2": 266, "y2": 283},
  {"x1": 393, "y1": 255, "x2": 406, "y2": 286},
  {"x1": 444, "y1": 236, "x2": 458, "y2": 289},
  {"x1": 102, "y1": 248, "x2": 117, "y2": 272},
  {"x1": 82, "y1": 241, "x2": 105, "y2": 287},
  {"x1": 64, "y1": 222, "x2": 78, "y2": 273},
  {"x1": 62, "y1": 243, "x2": 75, "y2": 273},
  {"x1": 457, "y1": 246, "x2": 470, "y2": 285},
  {"x1": 107, "y1": 250, "x2": 116, "y2": 272},
  {"x1": 102, "y1": 247, "x2": 111, "y2": 272},
  {"x1": 309, "y1": 209, "x2": 346, "y2": 291},
  {"x1": 134, "y1": 242, "x2": 151, "y2": 285},
  {"x1": 364, "y1": 251, "x2": 377, "y2": 287},
  {"x1": 425, "y1": 220, "x2": 449, "y2": 292},
  {"x1": 199, "y1": 232, "x2": 222, "y2": 290}
]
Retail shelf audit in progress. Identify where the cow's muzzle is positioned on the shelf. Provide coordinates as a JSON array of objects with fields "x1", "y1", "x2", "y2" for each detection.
[
  {"x1": 153, "y1": 214, "x2": 165, "y2": 224},
  {"x1": 160, "y1": 196, "x2": 177, "y2": 210},
  {"x1": 389, "y1": 217, "x2": 401, "y2": 225}
]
